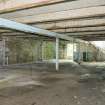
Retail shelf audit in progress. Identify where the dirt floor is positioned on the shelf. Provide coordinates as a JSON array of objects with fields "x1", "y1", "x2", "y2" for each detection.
[{"x1": 0, "y1": 62, "x2": 105, "y2": 105}]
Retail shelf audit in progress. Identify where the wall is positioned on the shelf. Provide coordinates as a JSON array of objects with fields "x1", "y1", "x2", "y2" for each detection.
[
  {"x1": 1, "y1": 37, "x2": 105, "y2": 65},
  {"x1": 5, "y1": 38, "x2": 68, "y2": 64},
  {"x1": 7, "y1": 37, "x2": 39, "y2": 64},
  {"x1": 74, "y1": 42, "x2": 98, "y2": 62},
  {"x1": 74, "y1": 42, "x2": 105, "y2": 62},
  {"x1": 96, "y1": 48, "x2": 105, "y2": 61}
]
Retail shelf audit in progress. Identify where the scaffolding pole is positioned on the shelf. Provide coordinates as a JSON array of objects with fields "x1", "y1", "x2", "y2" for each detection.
[
  {"x1": 2, "y1": 38, "x2": 5, "y2": 66},
  {"x1": 73, "y1": 39, "x2": 74, "y2": 61},
  {"x1": 78, "y1": 42, "x2": 81, "y2": 62},
  {"x1": 56, "y1": 38, "x2": 59, "y2": 71},
  {"x1": 86, "y1": 44, "x2": 88, "y2": 62}
]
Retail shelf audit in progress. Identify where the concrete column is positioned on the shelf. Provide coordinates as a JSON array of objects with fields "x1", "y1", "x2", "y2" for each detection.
[{"x1": 56, "y1": 38, "x2": 59, "y2": 71}]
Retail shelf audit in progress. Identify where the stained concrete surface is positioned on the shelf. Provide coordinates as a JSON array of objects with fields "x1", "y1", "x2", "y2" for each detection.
[{"x1": 0, "y1": 62, "x2": 105, "y2": 105}]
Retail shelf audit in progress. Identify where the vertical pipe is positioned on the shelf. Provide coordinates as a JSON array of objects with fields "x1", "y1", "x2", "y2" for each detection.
[{"x1": 56, "y1": 38, "x2": 59, "y2": 71}]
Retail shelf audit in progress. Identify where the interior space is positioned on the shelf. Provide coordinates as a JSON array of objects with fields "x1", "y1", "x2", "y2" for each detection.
[{"x1": 0, "y1": 0, "x2": 105, "y2": 105}]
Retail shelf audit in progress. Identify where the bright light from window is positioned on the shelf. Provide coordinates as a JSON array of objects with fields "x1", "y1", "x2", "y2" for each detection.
[{"x1": 91, "y1": 41, "x2": 105, "y2": 49}]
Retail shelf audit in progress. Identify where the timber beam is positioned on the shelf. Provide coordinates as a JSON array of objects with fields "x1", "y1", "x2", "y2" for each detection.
[
  {"x1": 32, "y1": 18, "x2": 105, "y2": 29},
  {"x1": 0, "y1": 18, "x2": 87, "y2": 43},
  {"x1": 8, "y1": 6, "x2": 105, "y2": 23},
  {"x1": 0, "y1": 0, "x2": 105, "y2": 19},
  {"x1": 0, "y1": 18, "x2": 74, "y2": 41}
]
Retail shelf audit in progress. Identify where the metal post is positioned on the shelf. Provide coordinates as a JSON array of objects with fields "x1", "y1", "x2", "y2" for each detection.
[
  {"x1": 6, "y1": 56, "x2": 8, "y2": 65},
  {"x1": 42, "y1": 41, "x2": 44, "y2": 61},
  {"x1": 72, "y1": 39, "x2": 74, "y2": 61},
  {"x1": 56, "y1": 38, "x2": 59, "y2": 71},
  {"x1": 37, "y1": 40, "x2": 42, "y2": 61},
  {"x1": 86, "y1": 43, "x2": 88, "y2": 62},
  {"x1": 2, "y1": 38, "x2": 5, "y2": 66},
  {"x1": 78, "y1": 42, "x2": 81, "y2": 62}
]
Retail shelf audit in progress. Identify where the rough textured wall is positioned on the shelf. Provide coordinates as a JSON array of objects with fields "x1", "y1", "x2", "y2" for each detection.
[
  {"x1": 6, "y1": 38, "x2": 67, "y2": 64},
  {"x1": 7, "y1": 37, "x2": 38, "y2": 64},
  {"x1": 96, "y1": 49, "x2": 105, "y2": 61},
  {"x1": 2, "y1": 37, "x2": 105, "y2": 64},
  {"x1": 74, "y1": 42, "x2": 98, "y2": 62}
]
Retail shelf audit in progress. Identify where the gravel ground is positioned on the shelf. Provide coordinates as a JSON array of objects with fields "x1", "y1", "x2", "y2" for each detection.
[{"x1": 0, "y1": 62, "x2": 105, "y2": 105}]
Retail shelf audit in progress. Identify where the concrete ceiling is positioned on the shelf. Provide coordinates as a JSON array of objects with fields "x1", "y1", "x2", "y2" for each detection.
[{"x1": 0, "y1": 0, "x2": 105, "y2": 41}]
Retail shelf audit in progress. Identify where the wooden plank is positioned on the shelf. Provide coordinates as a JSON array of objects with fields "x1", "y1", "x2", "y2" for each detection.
[
  {"x1": 1, "y1": 30, "x2": 105, "y2": 38},
  {"x1": 1, "y1": 22, "x2": 105, "y2": 34},
  {"x1": 9, "y1": 6, "x2": 105, "y2": 23},
  {"x1": 0, "y1": 18, "x2": 74, "y2": 41},
  {"x1": 0, "y1": 29, "x2": 10, "y2": 32},
  {"x1": 1, "y1": 18, "x2": 105, "y2": 41},
  {"x1": 0, "y1": 32, "x2": 33, "y2": 36},
  {"x1": 83, "y1": 37, "x2": 105, "y2": 41},
  {"x1": 0, "y1": 18, "x2": 88, "y2": 44},
  {"x1": 0, "y1": 25, "x2": 103, "y2": 32},
  {"x1": 33, "y1": 18, "x2": 105, "y2": 29},
  {"x1": 69, "y1": 34, "x2": 105, "y2": 37},
  {"x1": 50, "y1": 26, "x2": 105, "y2": 33},
  {"x1": 65, "y1": 31, "x2": 105, "y2": 36},
  {"x1": 2, "y1": 31, "x2": 105, "y2": 41},
  {"x1": 0, "y1": 0, "x2": 64, "y2": 14},
  {"x1": 0, "y1": 0, "x2": 105, "y2": 19},
  {"x1": 1, "y1": 26, "x2": 105, "y2": 34}
]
